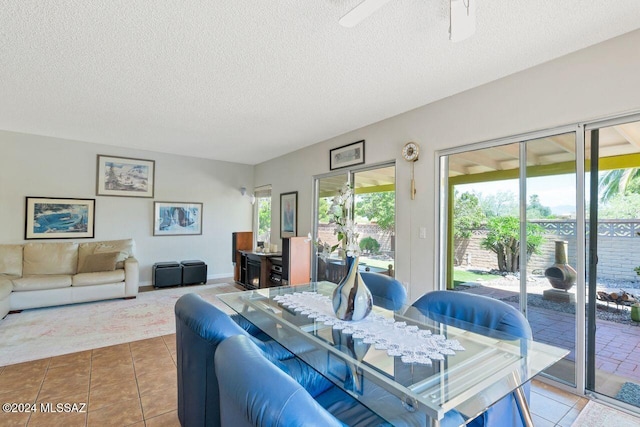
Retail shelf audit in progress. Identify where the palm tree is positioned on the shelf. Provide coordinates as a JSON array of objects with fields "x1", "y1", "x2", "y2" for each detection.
[{"x1": 598, "y1": 168, "x2": 640, "y2": 201}]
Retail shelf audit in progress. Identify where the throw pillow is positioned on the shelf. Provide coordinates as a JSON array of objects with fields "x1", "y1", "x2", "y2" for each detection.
[{"x1": 78, "y1": 252, "x2": 119, "y2": 274}]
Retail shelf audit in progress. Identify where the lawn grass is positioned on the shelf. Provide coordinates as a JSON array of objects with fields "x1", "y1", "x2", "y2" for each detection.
[{"x1": 453, "y1": 268, "x2": 502, "y2": 287}]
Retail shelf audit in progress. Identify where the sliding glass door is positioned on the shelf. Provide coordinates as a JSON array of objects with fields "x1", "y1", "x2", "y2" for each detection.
[
  {"x1": 585, "y1": 117, "x2": 640, "y2": 408},
  {"x1": 312, "y1": 163, "x2": 396, "y2": 282},
  {"x1": 440, "y1": 129, "x2": 579, "y2": 386}
]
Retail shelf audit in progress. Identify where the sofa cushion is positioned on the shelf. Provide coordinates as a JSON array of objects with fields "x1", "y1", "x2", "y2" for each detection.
[
  {"x1": 78, "y1": 239, "x2": 134, "y2": 270},
  {"x1": 78, "y1": 252, "x2": 119, "y2": 274},
  {"x1": 0, "y1": 244, "x2": 23, "y2": 277},
  {"x1": 23, "y1": 242, "x2": 79, "y2": 275},
  {"x1": 0, "y1": 277, "x2": 13, "y2": 299},
  {"x1": 12, "y1": 275, "x2": 72, "y2": 291},
  {"x1": 72, "y1": 270, "x2": 125, "y2": 287}
]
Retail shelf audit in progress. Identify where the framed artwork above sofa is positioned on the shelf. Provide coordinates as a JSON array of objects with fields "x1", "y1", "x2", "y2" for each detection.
[
  {"x1": 96, "y1": 154, "x2": 155, "y2": 198},
  {"x1": 25, "y1": 197, "x2": 95, "y2": 239}
]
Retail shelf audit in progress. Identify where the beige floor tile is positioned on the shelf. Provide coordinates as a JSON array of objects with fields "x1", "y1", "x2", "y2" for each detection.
[
  {"x1": 86, "y1": 397, "x2": 142, "y2": 427},
  {"x1": 44, "y1": 364, "x2": 91, "y2": 383},
  {"x1": 0, "y1": 383, "x2": 41, "y2": 405},
  {"x1": 140, "y1": 388, "x2": 177, "y2": 419},
  {"x1": 530, "y1": 391, "x2": 572, "y2": 424},
  {"x1": 132, "y1": 358, "x2": 175, "y2": 376},
  {"x1": 89, "y1": 378, "x2": 139, "y2": 412},
  {"x1": 531, "y1": 380, "x2": 582, "y2": 407},
  {"x1": 0, "y1": 410, "x2": 31, "y2": 426},
  {"x1": 531, "y1": 413, "x2": 556, "y2": 427},
  {"x1": 27, "y1": 399, "x2": 88, "y2": 427},
  {"x1": 37, "y1": 376, "x2": 90, "y2": 402},
  {"x1": 90, "y1": 365, "x2": 136, "y2": 389},
  {"x1": 48, "y1": 351, "x2": 92, "y2": 369},
  {"x1": 557, "y1": 406, "x2": 583, "y2": 427},
  {"x1": 0, "y1": 373, "x2": 44, "y2": 394},
  {"x1": 136, "y1": 369, "x2": 176, "y2": 397},
  {"x1": 144, "y1": 410, "x2": 181, "y2": 427}
]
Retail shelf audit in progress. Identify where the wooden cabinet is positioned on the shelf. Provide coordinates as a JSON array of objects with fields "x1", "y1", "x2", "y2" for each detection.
[
  {"x1": 282, "y1": 237, "x2": 311, "y2": 285},
  {"x1": 238, "y1": 251, "x2": 278, "y2": 289},
  {"x1": 232, "y1": 232, "x2": 253, "y2": 284}
]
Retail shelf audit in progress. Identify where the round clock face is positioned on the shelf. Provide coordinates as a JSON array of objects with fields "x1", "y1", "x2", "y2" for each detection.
[{"x1": 402, "y1": 142, "x2": 419, "y2": 161}]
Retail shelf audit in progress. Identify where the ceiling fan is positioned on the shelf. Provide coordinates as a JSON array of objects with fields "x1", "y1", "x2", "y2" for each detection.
[{"x1": 339, "y1": 0, "x2": 476, "y2": 42}]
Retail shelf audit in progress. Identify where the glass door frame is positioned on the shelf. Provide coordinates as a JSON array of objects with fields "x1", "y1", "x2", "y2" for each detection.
[
  {"x1": 436, "y1": 124, "x2": 586, "y2": 393},
  {"x1": 584, "y1": 111, "x2": 640, "y2": 401},
  {"x1": 311, "y1": 160, "x2": 396, "y2": 282}
]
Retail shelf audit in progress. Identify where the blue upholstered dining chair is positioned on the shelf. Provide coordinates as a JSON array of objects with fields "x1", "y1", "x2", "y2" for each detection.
[
  {"x1": 411, "y1": 290, "x2": 533, "y2": 427},
  {"x1": 175, "y1": 293, "x2": 303, "y2": 427},
  {"x1": 360, "y1": 272, "x2": 407, "y2": 311},
  {"x1": 216, "y1": 334, "x2": 346, "y2": 427}
]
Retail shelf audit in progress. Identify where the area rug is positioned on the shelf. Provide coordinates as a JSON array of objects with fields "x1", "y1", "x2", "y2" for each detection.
[
  {"x1": 571, "y1": 400, "x2": 640, "y2": 426},
  {"x1": 616, "y1": 382, "x2": 640, "y2": 407},
  {"x1": 0, "y1": 282, "x2": 242, "y2": 367}
]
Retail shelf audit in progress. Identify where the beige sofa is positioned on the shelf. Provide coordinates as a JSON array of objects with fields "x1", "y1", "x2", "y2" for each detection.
[{"x1": 0, "y1": 239, "x2": 139, "y2": 318}]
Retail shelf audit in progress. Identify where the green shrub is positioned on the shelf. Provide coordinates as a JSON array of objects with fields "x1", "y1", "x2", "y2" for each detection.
[
  {"x1": 359, "y1": 237, "x2": 380, "y2": 253},
  {"x1": 480, "y1": 216, "x2": 545, "y2": 273}
]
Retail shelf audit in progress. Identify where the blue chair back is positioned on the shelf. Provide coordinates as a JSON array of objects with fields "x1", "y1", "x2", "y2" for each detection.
[
  {"x1": 412, "y1": 290, "x2": 532, "y2": 427},
  {"x1": 216, "y1": 335, "x2": 345, "y2": 427},
  {"x1": 175, "y1": 293, "x2": 293, "y2": 427},
  {"x1": 360, "y1": 272, "x2": 407, "y2": 311}
]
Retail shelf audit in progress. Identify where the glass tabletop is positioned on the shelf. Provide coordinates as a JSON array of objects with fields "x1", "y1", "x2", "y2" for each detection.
[{"x1": 218, "y1": 282, "x2": 568, "y2": 426}]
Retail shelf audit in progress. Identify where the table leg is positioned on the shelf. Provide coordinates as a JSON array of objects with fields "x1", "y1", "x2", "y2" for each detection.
[{"x1": 514, "y1": 385, "x2": 534, "y2": 427}]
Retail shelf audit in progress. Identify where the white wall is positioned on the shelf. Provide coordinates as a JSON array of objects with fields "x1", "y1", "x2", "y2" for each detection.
[
  {"x1": 254, "y1": 29, "x2": 640, "y2": 302},
  {"x1": 0, "y1": 131, "x2": 254, "y2": 285}
]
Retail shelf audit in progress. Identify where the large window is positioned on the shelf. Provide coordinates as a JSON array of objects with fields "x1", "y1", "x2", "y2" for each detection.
[{"x1": 253, "y1": 185, "x2": 271, "y2": 247}]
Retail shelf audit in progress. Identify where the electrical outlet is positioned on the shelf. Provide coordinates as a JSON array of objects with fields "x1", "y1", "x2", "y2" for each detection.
[{"x1": 419, "y1": 227, "x2": 427, "y2": 239}]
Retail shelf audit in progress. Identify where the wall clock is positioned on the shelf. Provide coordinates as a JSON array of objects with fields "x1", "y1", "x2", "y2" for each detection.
[{"x1": 402, "y1": 142, "x2": 420, "y2": 200}]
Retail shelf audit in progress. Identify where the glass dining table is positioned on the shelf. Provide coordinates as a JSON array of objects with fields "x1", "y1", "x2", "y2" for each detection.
[{"x1": 218, "y1": 282, "x2": 568, "y2": 427}]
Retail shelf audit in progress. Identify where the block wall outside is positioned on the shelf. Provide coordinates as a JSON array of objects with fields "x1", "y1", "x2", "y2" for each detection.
[
  {"x1": 318, "y1": 223, "x2": 393, "y2": 254},
  {"x1": 454, "y1": 220, "x2": 640, "y2": 281}
]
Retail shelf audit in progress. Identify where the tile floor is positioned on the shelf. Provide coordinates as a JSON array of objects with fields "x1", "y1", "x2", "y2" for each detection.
[
  {"x1": 0, "y1": 335, "x2": 178, "y2": 427},
  {"x1": 0, "y1": 333, "x2": 595, "y2": 426}
]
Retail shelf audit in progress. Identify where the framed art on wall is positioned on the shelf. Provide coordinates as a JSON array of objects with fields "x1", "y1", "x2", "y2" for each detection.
[
  {"x1": 154, "y1": 201, "x2": 203, "y2": 236},
  {"x1": 280, "y1": 191, "x2": 298, "y2": 238},
  {"x1": 25, "y1": 197, "x2": 95, "y2": 239},
  {"x1": 96, "y1": 155, "x2": 155, "y2": 198},
  {"x1": 330, "y1": 140, "x2": 365, "y2": 170}
]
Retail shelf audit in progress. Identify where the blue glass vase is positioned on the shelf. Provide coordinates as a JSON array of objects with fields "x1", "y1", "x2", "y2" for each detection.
[{"x1": 332, "y1": 256, "x2": 372, "y2": 321}]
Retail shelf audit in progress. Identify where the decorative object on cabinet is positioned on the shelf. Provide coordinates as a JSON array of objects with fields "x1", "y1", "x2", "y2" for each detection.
[
  {"x1": 25, "y1": 197, "x2": 95, "y2": 239},
  {"x1": 330, "y1": 140, "x2": 365, "y2": 170},
  {"x1": 280, "y1": 191, "x2": 298, "y2": 238},
  {"x1": 96, "y1": 154, "x2": 155, "y2": 198},
  {"x1": 282, "y1": 236, "x2": 311, "y2": 285},
  {"x1": 154, "y1": 202, "x2": 203, "y2": 236}
]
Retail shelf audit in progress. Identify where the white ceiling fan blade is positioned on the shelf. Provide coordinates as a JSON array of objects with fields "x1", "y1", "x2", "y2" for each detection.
[
  {"x1": 450, "y1": 0, "x2": 476, "y2": 42},
  {"x1": 339, "y1": 0, "x2": 394, "y2": 28}
]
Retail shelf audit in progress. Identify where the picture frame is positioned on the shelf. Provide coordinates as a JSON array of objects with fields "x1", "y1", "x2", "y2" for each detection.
[
  {"x1": 329, "y1": 140, "x2": 365, "y2": 170},
  {"x1": 154, "y1": 201, "x2": 203, "y2": 236},
  {"x1": 96, "y1": 155, "x2": 155, "y2": 198},
  {"x1": 25, "y1": 197, "x2": 95, "y2": 240},
  {"x1": 280, "y1": 191, "x2": 298, "y2": 238}
]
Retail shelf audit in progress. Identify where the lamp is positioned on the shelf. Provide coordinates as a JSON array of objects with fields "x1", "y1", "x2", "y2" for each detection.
[
  {"x1": 240, "y1": 187, "x2": 256, "y2": 205},
  {"x1": 449, "y1": 0, "x2": 476, "y2": 42}
]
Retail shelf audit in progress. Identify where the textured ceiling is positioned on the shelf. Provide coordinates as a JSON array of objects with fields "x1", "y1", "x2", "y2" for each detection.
[{"x1": 2, "y1": 1, "x2": 640, "y2": 165}]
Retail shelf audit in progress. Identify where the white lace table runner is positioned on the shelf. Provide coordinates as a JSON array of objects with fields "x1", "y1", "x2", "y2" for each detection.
[{"x1": 273, "y1": 291, "x2": 464, "y2": 365}]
